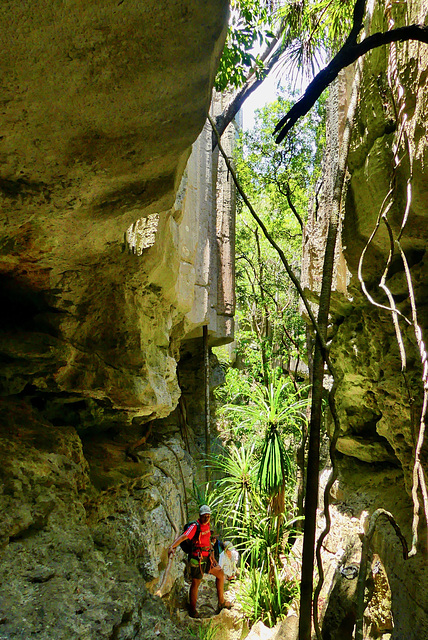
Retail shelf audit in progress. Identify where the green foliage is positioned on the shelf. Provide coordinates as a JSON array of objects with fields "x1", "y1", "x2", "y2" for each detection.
[
  {"x1": 188, "y1": 621, "x2": 219, "y2": 640},
  {"x1": 215, "y1": 0, "x2": 354, "y2": 92},
  {"x1": 228, "y1": 90, "x2": 325, "y2": 387},
  {"x1": 257, "y1": 427, "x2": 292, "y2": 498},
  {"x1": 277, "y1": 0, "x2": 354, "y2": 79},
  {"x1": 223, "y1": 376, "x2": 306, "y2": 434},
  {"x1": 236, "y1": 510, "x2": 302, "y2": 570},
  {"x1": 218, "y1": 373, "x2": 307, "y2": 448},
  {"x1": 207, "y1": 442, "x2": 301, "y2": 627},
  {"x1": 237, "y1": 549, "x2": 299, "y2": 627},
  {"x1": 212, "y1": 375, "x2": 308, "y2": 519},
  {"x1": 212, "y1": 9, "x2": 337, "y2": 628},
  {"x1": 215, "y1": 0, "x2": 275, "y2": 91},
  {"x1": 214, "y1": 366, "x2": 254, "y2": 409},
  {"x1": 219, "y1": 375, "x2": 307, "y2": 515},
  {"x1": 209, "y1": 443, "x2": 258, "y2": 530},
  {"x1": 235, "y1": 89, "x2": 326, "y2": 223},
  {"x1": 210, "y1": 378, "x2": 306, "y2": 627},
  {"x1": 191, "y1": 480, "x2": 212, "y2": 512}
]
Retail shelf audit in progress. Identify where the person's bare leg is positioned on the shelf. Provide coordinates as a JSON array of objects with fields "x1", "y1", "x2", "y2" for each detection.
[
  {"x1": 209, "y1": 565, "x2": 230, "y2": 607},
  {"x1": 189, "y1": 578, "x2": 201, "y2": 615}
]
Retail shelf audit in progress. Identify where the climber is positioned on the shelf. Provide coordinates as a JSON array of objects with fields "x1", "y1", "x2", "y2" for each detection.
[
  {"x1": 218, "y1": 541, "x2": 239, "y2": 581},
  {"x1": 168, "y1": 504, "x2": 232, "y2": 618}
]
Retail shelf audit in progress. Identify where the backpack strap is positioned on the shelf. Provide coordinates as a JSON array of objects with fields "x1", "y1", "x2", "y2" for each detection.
[
  {"x1": 193, "y1": 521, "x2": 201, "y2": 546},
  {"x1": 189, "y1": 521, "x2": 203, "y2": 557}
]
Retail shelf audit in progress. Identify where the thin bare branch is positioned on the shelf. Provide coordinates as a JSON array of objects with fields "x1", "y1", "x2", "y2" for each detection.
[
  {"x1": 380, "y1": 216, "x2": 407, "y2": 370},
  {"x1": 313, "y1": 372, "x2": 341, "y2": 640},
  {"x1": 285, "y1": 183, "x2": 304, "y2": 230},
  {"x1": 357, "y1": 192, "x2": 412, "y2": 325}
]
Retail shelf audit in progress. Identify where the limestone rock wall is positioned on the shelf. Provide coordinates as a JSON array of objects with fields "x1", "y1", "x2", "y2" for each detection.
[
  {"x1": 0, "y1": 0, "x2": 231, "y2": 423},
  {"x1": 0, "y1": 2, "x2": 233, "y2": 638},
  {"x1": 0, "y1": 400, "x2": 194, "y2": 639},
  {"x1": 301, "y1": 1, "x2": 428, "y2": 637}
]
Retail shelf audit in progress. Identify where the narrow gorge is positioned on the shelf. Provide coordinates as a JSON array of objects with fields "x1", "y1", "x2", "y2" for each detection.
[{"x1": 0, "y1": 2, "x2": 427, "y2": 640}]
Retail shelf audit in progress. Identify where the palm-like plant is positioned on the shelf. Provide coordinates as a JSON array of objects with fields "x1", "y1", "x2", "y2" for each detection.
[
  {"x1": 209, "y1": 443, "x2": 258, "y2": 531},
  {"x1": 210, "y1": 376, "x2": 307, "y2": 627},
  {"x1": 216, "y1": 0, "x2": 354, "y2": 92},
  {"x1": 257, "y1": 426, "x2": 292, "y2": 514},
  {"x1": 224, "y1": 377, "x2": 305, "y2": 434},
  {"x1": 221, "y1": 375, "x2": 307, "y2": 515},
  {"x1": 235, "y1": 511, "x2": 301, "y2": 567},
  {"x1": 276, "y1": 0, "x2": 354, "y2": 81},
  {"x1": 206, "y1": 439, "x2": 303, "y2": 628}
]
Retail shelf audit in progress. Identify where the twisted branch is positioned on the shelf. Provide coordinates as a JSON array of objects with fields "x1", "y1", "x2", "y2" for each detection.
[{"x1": 274, "y1": 0, "x2": 428, "y2": 142}]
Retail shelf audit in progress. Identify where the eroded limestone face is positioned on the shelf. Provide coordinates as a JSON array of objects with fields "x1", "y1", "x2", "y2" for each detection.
[
  {"x1": 0, "y1": 399, "x2": 195, "y2": 639},
  {"x1": 301, "y1": 1, "x2": 428, "y2": 636},
  {"x1": 0, "y1": 2, "x2": 231, "y2": 637},
  {"x1": 0, "y1": 0, "x2": 228, "y2": 421}
]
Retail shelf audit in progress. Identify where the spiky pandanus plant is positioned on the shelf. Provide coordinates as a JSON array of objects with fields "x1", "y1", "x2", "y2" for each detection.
[
  {"x1": 257, "y1": 422, "x2": 293, "y2": 516},
  {"x1": 248, "y1": 376, "x2": 307, "y2": 563},
  {"x1": 209, "y1": 443, "x2": 258, "y2": 532},
  {"x1": 251, "y1": 377, "x2": 306, "y2": 511},
  {"x1": 220, "y1": 376, "x2": 307, "y2": 532}
]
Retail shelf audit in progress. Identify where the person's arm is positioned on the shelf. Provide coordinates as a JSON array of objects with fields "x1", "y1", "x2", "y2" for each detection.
[
  {"x1": 168, "y1": 522, "x2": 198, "y2": 557},
  {"x1": 168, "y1": 532, "x2": 188, "y2": 557},
  {"x1": 209, "y1": 546, "x2": 218, "y2": 567}
]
